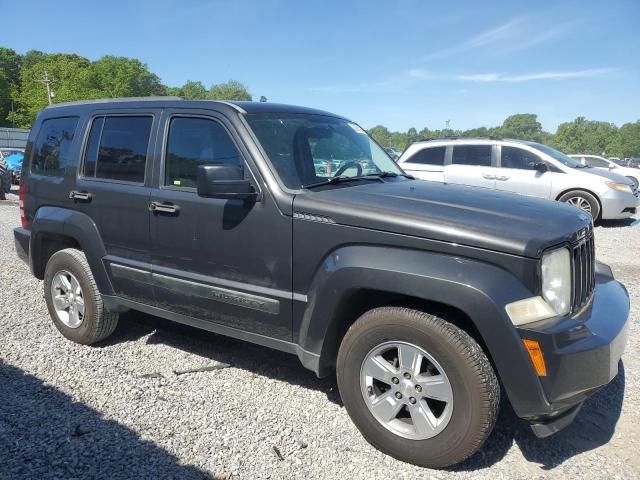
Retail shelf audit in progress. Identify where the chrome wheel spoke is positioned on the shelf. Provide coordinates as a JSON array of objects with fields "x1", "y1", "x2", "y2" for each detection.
[
  {"x1": 416, "y1": 374, "x2": 453, "y2": 403},
  {"x1": 398, "y1": 343, "x2": 422, "y2": 375},
  {"x1": 75, "y1": 296, "x2": 85, "y2": 316},
  {"x1": 409, "y1": 402, "x2": 437, "y2": 436},
  {"x1": 53, "y1": 294, "x2": 70, "y2": 310},
  {"x1": 370, "y1": 391, "x2": 403, "y2": 422},
  {"x1": 363, "y1": 355, "x2": 397, "y2": 384}
]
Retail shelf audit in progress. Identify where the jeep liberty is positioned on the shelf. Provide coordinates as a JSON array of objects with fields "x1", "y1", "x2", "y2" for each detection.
[{"x1": 14, "y1": 99, "x2": 629, "y2": 468}]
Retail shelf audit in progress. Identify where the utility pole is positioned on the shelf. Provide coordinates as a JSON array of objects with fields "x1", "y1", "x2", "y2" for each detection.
[{"x1": 38, "y1": 71, "x2": 53, "y2": 105}]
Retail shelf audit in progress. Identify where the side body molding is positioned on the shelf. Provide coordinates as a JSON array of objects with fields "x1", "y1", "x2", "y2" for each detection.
[
  {"x1": 30, "y1": 206, "x2": 113, "y2": 295},
  {"x1": 295, "y1": 245, "x2": 547, "y2": 416}
]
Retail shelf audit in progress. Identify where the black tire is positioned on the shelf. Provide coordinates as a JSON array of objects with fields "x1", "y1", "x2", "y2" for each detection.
[
  {"x1": 337, "y1": 307, "x2": 499, "y2": 468},
  {"x1": 44, "y1": 248, "x2": 119, "y2": 344},
  {"x1": 558, "y1": 190, "x2": 601, "y2": 221}
]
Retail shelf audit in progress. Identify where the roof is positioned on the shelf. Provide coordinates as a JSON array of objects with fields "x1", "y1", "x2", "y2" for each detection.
[{"x1": 44, "y1": 97, "x2": 345, "y2": 119}]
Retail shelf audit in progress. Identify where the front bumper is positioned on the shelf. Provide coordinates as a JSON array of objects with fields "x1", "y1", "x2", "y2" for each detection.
[
  {"x1": 514, "y1": 261, "x2": 629, "y2": 435},
  {"x1": 599, "y1": 188, "x2": 639, "y2": 219}
]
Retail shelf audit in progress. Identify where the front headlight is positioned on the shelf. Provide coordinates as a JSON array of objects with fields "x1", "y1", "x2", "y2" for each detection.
[
  {"x1": 541, "y1": 247, "x2": 571, "y2": 316},
  {"x1": 606, "y1": 181, "x2": 633, "y2": 194}
]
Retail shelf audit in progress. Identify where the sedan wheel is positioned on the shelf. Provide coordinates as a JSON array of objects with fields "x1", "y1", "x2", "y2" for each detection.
[{"x1": 565, "y1": 195, "x2": 592, "y2": 214}]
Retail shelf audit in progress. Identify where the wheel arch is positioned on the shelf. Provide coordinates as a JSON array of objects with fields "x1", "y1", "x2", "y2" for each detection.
[
  {"x1": 555, "y1": 187, "x2": 602, "y2": 217},
  {"x1": 30, "y1": 206, "x2": 113, "y2": 295}
]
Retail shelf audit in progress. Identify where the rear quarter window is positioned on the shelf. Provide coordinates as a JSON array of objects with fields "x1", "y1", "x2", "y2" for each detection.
[{"x1": 31, "y1": 117, "x2": 80, "y2": 176}]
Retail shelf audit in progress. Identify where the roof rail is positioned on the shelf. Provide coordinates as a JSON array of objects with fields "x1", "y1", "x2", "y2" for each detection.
[
  {"x1": 415, "y1": 135, "x2": 503, "y2": 143},
  {"x1": 45, "y1": 96, "x2": 183, "y2": 108}
]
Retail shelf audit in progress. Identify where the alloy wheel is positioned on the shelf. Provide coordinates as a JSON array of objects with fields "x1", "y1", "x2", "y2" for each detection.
[
  {"x1": 50, "y1": 270, "x2": 85, "y2": 329},
  {"x1": 360, "y1": 341, "x2": 454, "y2": 440}
]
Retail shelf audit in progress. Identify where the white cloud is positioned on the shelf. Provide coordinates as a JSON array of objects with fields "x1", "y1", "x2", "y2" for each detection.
[
  {"x1": 456, "y1": 68, "x2": 616, "y2": 83},
  {"x1": 422, "y1": 14, "x2": 575, "y2": 60}
]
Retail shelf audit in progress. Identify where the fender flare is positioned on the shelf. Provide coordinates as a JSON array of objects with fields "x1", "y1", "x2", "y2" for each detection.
[
  {"x1": 30, "y1": 206, "x2": 113, "y2": 295},
  {"x1": 296, "y1": 245, "x2": 547, "y2": 417}
]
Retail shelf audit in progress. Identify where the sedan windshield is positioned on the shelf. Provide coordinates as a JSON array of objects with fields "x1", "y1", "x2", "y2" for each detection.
[
  {"x1": 246, "y1": 113, "x2": 403, "y2": 189},
  {"x1": 527, "y1": 142, "x2": 584, "y2": 168}
]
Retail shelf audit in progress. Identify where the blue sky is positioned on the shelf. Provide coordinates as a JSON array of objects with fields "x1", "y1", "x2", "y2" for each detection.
[{"x1": 2, "y1": 0, "x2": 639, "y2": 131}]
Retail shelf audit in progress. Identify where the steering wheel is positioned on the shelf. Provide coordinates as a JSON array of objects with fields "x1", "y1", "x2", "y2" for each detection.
[{"x1": 333, "y1": 161, "x2": 363, "y2": 177}]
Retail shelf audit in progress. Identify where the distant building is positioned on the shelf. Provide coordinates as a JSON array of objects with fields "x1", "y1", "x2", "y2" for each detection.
[{"x1": 0, "y1": 128, "x2": 29, "y2": 149}]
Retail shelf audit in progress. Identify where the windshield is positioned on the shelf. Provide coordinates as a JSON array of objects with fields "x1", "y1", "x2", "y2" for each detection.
[
  {"x1": 245, "y1": 113, "x2": 403, "y2": 189},
  {"x1": 527, "y1": 142, "x2": 583, "y2": 168}
]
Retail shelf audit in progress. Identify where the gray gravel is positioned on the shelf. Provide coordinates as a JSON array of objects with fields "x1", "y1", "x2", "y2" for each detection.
[{"x1": 1, "y1": 186, "x2": 639, "y2": 479}]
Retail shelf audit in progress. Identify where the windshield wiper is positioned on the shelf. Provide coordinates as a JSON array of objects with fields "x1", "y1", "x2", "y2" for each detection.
[
  {"x1": 371, "y1": 171, "x2": 415, "y2": 180},
  {"x1": 302, "y1": 175, "x2": 384, "y2": 189}
]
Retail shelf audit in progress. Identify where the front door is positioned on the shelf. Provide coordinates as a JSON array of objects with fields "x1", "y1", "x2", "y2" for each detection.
[
  {"x1": 444, "y1": 144, "x2": 496, "y2": 190},
  {"x1": 495, "y1": 145, "x2": 552, "y2": 199},
  {"x1": 149, "y1": 110, "x2": 293, "y2": 340}
]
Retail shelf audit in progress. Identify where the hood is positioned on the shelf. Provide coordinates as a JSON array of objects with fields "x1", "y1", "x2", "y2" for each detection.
[
  {"x1": 575, "y1": 166, "x2": 633, "y2": 184},
  {"x1": 293, "y1": 179, "x2": 591, "y2": 258}
]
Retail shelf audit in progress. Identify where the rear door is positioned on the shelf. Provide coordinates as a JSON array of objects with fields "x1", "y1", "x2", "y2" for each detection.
[
  {"x1": 494, "y1": 145, "x2": 552, "y2": 199},
  {"x1": 444, "y1": 144, "x2": 496, "y2": 189},
  {"x1": 400, "y1": 145, "x2": 447, "y2": 182},
  {"x1": 74, "y1": 111, "x2": 160, "y2": 304}
]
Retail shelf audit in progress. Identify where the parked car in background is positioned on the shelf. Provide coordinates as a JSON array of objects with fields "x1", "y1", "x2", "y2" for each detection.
[
  {"x1": 13, "y1": 98, "x2": 630, "y2": 468},
  {"x1": 385, "y1": 146, "x2": 402, "y2": 159},
  {"x1": 398, "y1": 138, "x2": 639, "y2": 221},
  {"x1": 3, "y1": 150, "x2": 25, "y2": 185},
  {"x1": 0, "y1": 154, "x2": 10, "y2": 200},
  {"x1": 569, "y1": 154, "x2": 640, "y2": 188}
]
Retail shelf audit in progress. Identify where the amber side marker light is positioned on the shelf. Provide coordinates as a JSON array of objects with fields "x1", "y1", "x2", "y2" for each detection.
[{"x1": 523, "y1": 339, "x2": 547, "y2": 376}]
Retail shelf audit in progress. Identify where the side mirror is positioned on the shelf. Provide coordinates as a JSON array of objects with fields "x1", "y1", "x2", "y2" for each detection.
[
  {"x1": 534, "y1": 162, "x2": 548, "y2": 173},
  {"x1": 196, "y1": 164, "x2": 257, "y2": 200},
  {"x1": 609, "y1": 163, "x2": 615, "y2": 170}
]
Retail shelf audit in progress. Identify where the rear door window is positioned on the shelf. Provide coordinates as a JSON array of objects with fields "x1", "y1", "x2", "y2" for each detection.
[
  {"x1": 451, "y1": 145, "x2": 492, "y2": 166},
  {"x1": 31, "y1": 117, "x2": 79, "y2": 175},
  {"x1": 405, "y1": 146, "x2": 446, "y2": 166},
  {"x1": 82, "y1": 116, "x2": 152, "y2": 183}
]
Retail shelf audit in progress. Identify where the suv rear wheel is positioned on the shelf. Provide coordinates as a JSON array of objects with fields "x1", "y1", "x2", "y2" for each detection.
[
  {"x1": 558, "y1": 190, "x2": 600, "y2": 220},
  {"x1": 337, "y1": 307, "x2": 499, "y2": 468},
  {"x1": 44, "y1": 248, "x2": 119, "y2": 344}
]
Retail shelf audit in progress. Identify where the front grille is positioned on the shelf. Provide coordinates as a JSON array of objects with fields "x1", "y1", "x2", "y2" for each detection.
[
  {"x1": 632, "y1": 184, "x2": 639, "y2": 198},
  {"x1": 571, "y1": 232, "x2": 596, "y2": 312}
]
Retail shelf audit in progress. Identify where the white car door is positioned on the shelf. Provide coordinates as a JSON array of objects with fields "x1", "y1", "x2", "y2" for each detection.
[
  {"x1": 494, "y1": 145, "x2": 553, "y2": 199},
  {"x1": 400, "y1": 145, "x2": 446, "y2": 182},
  {"x1": 444, "y1": 144, "x2": 496, "y2": 190}
]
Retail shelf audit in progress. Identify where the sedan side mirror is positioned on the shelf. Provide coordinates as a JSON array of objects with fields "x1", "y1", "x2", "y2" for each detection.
[
  {"x1": 534, "y1": 162, "x2": 548, "y2": 173},
  {"x1": 197, "y1": 164, "x2": 257, "y2": 200}
]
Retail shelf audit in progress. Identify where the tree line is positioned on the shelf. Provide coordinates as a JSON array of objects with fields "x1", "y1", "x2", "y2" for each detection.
[
  {"x1": 1, "y1": 47, "x2": 638, "y2": 157},
  {"x1": 370, "y1": 113, "x2": 640, "y2": 158},
  {"x1": 0, "y1": 47, "x2": 252, "y2": 128}
]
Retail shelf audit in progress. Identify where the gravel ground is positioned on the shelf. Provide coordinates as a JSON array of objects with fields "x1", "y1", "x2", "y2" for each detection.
[{"x1": 1, "y1": 185, "x2": 639, "y2": 479}]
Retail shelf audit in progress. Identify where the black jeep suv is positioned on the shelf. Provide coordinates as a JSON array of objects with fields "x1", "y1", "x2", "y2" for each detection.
[{"x1": 14, "y1": 99, "x2": 629, "y2": 468}]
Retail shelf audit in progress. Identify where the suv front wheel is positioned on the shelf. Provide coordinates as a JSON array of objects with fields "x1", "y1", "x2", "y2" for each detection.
[
  {"x1": 44, "y1": 248, "x2": 119, "y2": 344},
  {"x1": 337, "y1": 307, "x2": 499, "y2": 468}
]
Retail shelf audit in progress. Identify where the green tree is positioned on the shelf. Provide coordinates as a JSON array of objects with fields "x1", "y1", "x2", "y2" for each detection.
[
  {"x1": 208, "y1": 80, "x2": 251, "y2": 100},
  {"x1": 87, "y1": 55, "x2": 165, "y2": 98},
  {"x1": 9, "y1": 53, "x2": 95, "y2": 127},
  {"x1": 553, "y1": 117, "x2": 620, "y2": 155},
  {"x1": 499, "y1": 113, "x2": 543, "y2": 140},
  {"x1": 368, "y1": 125, "x2": 392, "y2": 147},
  {"x1": 179, "y1": 80, "x2": 208, "y2": 99},
  {"x1": 0, "y1": 47, "x2": 22, "y2": 126},
  {"x1": 618, "y1": 121, "x2": 640, "y2": 157}
]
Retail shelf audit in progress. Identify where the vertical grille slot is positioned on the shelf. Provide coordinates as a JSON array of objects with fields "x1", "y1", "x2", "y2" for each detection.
[{"x1": 571, "y1": 232, "x2": 595, "y2": 312}]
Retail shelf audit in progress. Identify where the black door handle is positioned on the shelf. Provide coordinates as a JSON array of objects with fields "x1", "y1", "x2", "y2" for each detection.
[
  {"x1": 149, "y1": 201, "x2": 180, "y2": 214},
  {"x1": 69, "y1": 190, "x2": 92, "y2": 202}
]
